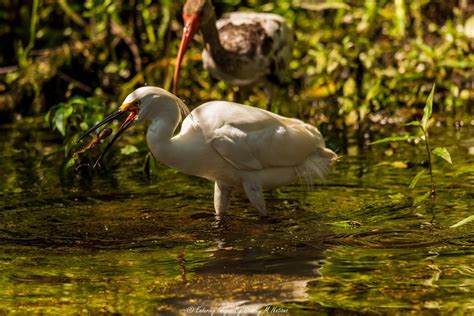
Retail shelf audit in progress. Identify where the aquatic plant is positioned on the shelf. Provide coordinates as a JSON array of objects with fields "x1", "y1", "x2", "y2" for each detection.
[{"x1": 371, "y1": 85, "x2": 453, "y2": 206}]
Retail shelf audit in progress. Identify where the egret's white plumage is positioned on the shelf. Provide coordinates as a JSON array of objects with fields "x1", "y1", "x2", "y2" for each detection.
[{"x1": 122, "y1": 87, "x2": 336, "y2": 216}]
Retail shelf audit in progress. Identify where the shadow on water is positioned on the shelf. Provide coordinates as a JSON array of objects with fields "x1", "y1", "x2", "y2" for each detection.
[{"x1": 0, "y1": 120, "x2": 473, "y2": 314}]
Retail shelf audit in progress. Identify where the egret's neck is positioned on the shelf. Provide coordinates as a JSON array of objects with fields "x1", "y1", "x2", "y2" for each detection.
[
  {"x1": 146, "y1": 99, "x2": 190, "y2": 172},
  {"x1": 146, "y1": 104, "x2": 181, "y2": 146}
]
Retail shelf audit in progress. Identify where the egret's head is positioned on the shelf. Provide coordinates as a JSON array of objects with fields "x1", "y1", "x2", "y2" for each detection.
[
  {"x1": 77, "y1": 87, "x2": 188, "y2": 167},
  {"x1": 173, "y1": 0, "x2": 214, "y2": 95}
]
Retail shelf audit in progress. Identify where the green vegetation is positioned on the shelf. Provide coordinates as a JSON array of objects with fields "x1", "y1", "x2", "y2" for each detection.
[
  {"x1": 371, "y1": 85, "x2": 453, "y2": 206},
  {"x1": 1, "y1": 0, "x2": 472, "y2": 122}
]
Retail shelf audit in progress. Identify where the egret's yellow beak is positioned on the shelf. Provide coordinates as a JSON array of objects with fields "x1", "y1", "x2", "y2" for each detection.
[
  {"x1": 119, "y1": 101, "x2": 140, "y2": 113},
  {"x1": 78, "y1": 101, "x2": 140, "y2": 167}
]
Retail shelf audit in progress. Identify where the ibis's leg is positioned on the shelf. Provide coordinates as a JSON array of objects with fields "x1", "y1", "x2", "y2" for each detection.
[
  {"x1": 243, "y1": 181, "x2": 268, "y2": 217},
  {"x1": 214, "y1": 181, "x2": 231, "y2": 216},
  {"x1": 264, "y1": 83, "x2": 274, "y2": 111}
]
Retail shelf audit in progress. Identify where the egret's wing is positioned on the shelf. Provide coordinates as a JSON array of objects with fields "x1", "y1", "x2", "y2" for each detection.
[
  {"x1": 211, "y1": 124, "x2": 263, "y2": 170},
  {"x1": 190, "y1": 102, "x2": 329, "y2": 171}
]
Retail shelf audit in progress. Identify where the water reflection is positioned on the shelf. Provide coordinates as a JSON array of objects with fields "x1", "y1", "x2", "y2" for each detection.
[
  {"x1": 160, "y1": 235, "x2": 328, "y2": 314},
  {"x1": 0, "y1": 121, "x2": 473, "y2": 314}
]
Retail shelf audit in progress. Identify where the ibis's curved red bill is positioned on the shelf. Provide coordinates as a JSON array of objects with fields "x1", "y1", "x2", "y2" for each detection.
[{"x1": 173, "y1": 14, "x2": 200, "y2": 95}]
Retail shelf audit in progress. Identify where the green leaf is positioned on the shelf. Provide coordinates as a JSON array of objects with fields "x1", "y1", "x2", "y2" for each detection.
[
  {"x1": 45, "y1": 104, "x2": 61, "y2": 126},
  {"x1": 365, "y1": 80, "x2": 381, "y2": 102},
  {"x1": 120, "y1": 145, "x2": 139, "y2": 155},
  {"x1": 421, "y1": 84, "x2": 435, "y2": 130},
  {"x1": 294, "y1": 1, "x2": 350, "y2": 11},
  {"x1": 79, "y1": 122, "x2": 89, "y2": 131},
  {"x1": 405, "y1": 121, "x2": 420, "y2": 127},
  {"x1": 13, "y1": 187, "x2": 23, "y2": 194},
  {"x1": 409, "y1": 169, "x2": 426, "y2": 189},
  {"x1": 370, "y1": 135, "x2": 418, "y2": 145},
  {"x1": 450, "y1": 215, "x2": 474, "y2": 228},
  {"x1": 68, "y1": 95, "x2": 88, "y2": 105},
  {"x1": 64, "y1": 156, "x2": 77, "y2": 171},
  {"x1": 432, "y1": 147, "x2": 452, "y2": 164},
  {"x1": 413, "y1": 191, "x2": 430, "y2": 206},
  {"x1": 343, "y1": 77, "x2": 356, "y2": 97},
  {"x1": 52, "y1": 105, "x2": 74, "y2": 136}
]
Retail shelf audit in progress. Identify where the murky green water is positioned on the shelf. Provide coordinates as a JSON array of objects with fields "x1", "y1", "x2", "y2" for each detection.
[{"x1": 0, "y1": 119, "x2": 473, "y2": 315}]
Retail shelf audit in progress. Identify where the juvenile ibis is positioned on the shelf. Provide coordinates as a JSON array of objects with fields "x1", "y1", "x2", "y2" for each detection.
[
  {"x1": 173, "y1": 0, "x2": 294, "y2": 110},
  {"x1": 79, "y1": 87, "x2": 336, "y2": 217}
]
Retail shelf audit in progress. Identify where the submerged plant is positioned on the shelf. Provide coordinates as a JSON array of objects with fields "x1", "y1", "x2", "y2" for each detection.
[{"x1": 371, "y1": 85, "x2": 452, "y2": 206}]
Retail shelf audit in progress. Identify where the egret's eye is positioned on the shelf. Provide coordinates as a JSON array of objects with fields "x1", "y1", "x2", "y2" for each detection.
[{"x1": 134, "y1": 100, "x2": 141, "y2": 107}]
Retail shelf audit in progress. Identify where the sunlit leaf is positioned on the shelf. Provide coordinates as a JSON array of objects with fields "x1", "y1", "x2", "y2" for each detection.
[
  {"x1": 79, "y1": 122, "x2": 89, "y2": 131},
  {"x1": 13, "y1": 188, "x2": 23, "y2": 194},
  {"x1": 370, "y1": 135, "x2": 418, "y2": 145},
  {"x1": 343, "y1": 77, "x2": 356, "y2": 97},
  {"x1": 450, "y1": 215, "x2": 474, "y2": 228},
  {"x1": 294, "y1": 0, "x2": 350, "y2": 11},
  {"x1": 432, "y1": 147, "x2": 452, "y2": 164},
  {"x1": 421, "y1": 84, "x2": 435, "y2": 130},
  {"x1": 52, "y1": 105, "x2": 73, "y2": 136},
  {"x1": 365, "y1": 80, "x2": 381, "y2": 101},
  {"x1": 120, "y1": 145, "x2": 139, "y2": 155},
  {"x1": 413, "y1": 191, "x2": 430, "y2": 206},
  {"x1": 65, "y1": 156, "x2": 77, "y2": 170},
  {"x1": 392, "y1": 161, "x2": 408, "y2": 169},
  {"x1": 405, "y1": 121, "x2": 420, "y2": 127},
  {"x1": 302, "y1": 81, "x2": 336, "y2": 98},
  {"x1": 415, "y1": 42, "x2": 434, "y2": 58},
  {"x1": 409, "y1": 169, "x2": 426, "y2": 189},
  {"x1": 68, "y1": 95, "x2": 88, "y2": 105},
  {"x1": 393, "y1": 0, "x2": 406, "y2": 38}
]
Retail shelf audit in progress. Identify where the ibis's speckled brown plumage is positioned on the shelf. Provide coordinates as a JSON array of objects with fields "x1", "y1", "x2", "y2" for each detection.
[{"x1": 174, "y1": 0, "x2": 293, "y2": 109}]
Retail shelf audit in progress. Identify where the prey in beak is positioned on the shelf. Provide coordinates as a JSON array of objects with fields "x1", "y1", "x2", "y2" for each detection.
[
  {"x1": 77, "y1": 101, "x2": 140, "y2": 167},
  {"x1": 173, "y1": 13, "x2": 200, "y2": 95}
]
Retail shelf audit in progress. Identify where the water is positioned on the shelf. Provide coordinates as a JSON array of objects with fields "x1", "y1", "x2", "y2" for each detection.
[{"x1": 0, "y1": 119, "x2": 473, "y2": 314}]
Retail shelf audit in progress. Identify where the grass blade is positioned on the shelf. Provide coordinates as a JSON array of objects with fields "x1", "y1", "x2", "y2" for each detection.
[
  {"x1": 370, "y1": 135, "x2": 418, "y2": 145},
  {"x1": 450, "y1": 215, "x2": 474, "y2": 228},
  {"x1": 409, "y1": 169, "x2": 426, "y2": 189},
  {"x1": 413, "y1": 191, "x2": 430, "y2": 206}
]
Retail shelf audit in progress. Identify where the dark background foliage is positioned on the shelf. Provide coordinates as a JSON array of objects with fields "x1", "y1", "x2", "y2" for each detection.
[{"x1": 0, "y1": 0, "x2": 472, "y2": 129}]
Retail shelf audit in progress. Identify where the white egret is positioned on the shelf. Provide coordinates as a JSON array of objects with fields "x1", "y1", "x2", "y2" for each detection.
[
  {"x1": 174, "y1": 0, "x2": 293, "y2": 109},
  {"x1": 79, "y1": 87, "x2": 337, "y2": 217}
]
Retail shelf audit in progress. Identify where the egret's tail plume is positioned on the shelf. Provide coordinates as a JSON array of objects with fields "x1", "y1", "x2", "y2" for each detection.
[{"x1": 296, "y1": 148, "x2": 337, "y2": 189}]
